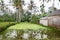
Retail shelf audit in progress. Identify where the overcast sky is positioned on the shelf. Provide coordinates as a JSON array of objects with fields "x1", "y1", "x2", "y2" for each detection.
[{"x1": 1, "y1": 0, "x2": 60, "y2": 14}]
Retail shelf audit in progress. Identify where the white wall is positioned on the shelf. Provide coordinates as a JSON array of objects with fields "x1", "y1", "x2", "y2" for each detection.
[{"x1": 39, "y1": 20, "x2": 48, "y2": 26}]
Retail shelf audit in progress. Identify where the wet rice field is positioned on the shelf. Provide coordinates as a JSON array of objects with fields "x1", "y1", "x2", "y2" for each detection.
[{"x1": 0, "y1": 29, "x2": 60, "y2": 40}]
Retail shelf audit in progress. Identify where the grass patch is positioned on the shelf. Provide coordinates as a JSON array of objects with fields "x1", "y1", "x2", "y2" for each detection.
[
  {"x1": 0, "y1": 22, "x2": 17, "y2": 32},
  {"x1": 7, "y1": 22, "x2": 51, "y2": 30},
  {"x1": 40, "y1": 24, "x2": 60, "y2": 31}
]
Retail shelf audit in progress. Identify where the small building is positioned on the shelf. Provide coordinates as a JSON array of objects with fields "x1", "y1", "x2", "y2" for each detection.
[{"x1": 39, "y1": 10, "x2": 60, "y2": 29}]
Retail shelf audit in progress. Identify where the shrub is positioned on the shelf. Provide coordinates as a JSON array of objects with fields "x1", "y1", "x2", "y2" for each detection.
[
  {"x1": 30, "y1": 14, "x2": 40, "y2": 24},
  {"x1": 21, "y1": 11, "x2": 31, "y2": 22},
  {"x1": 0, "y1": 22, "x2": 17, "y2": 32},
  {"x1": 0, "y1": 14, "x2": 16, "y2": 22}
]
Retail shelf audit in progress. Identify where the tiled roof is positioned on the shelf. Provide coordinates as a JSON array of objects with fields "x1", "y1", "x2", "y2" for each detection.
[{"x1": 49, "y1": 9, "x2": 60, "y2": 16}]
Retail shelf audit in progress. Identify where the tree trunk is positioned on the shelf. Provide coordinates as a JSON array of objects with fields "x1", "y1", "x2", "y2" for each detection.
[
  {"x1": 16, "y1": 7, "x2": 23, "y2": 23},
  {"x1": 18, "y1": 8, "x2": 21, "y2": 22},
  {"x1": 14, "y1": 0, "x2": 24, "y2": 23}
]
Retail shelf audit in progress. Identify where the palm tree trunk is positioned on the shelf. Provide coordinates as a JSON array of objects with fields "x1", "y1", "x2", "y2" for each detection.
[
  {"x1": 13, "y1": 0, "x2": 24, "y2": 23},
  {"x1": 16, "y1": 7, "x2": 23, "y2": 22}
]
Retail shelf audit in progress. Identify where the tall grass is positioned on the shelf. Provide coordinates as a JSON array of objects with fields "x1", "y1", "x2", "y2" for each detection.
[{"x1": 0, "y1": 22, "x2": 17, "y2": 32}]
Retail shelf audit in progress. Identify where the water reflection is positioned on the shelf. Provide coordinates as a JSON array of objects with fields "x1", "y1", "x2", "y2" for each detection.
[
  {"x1": 5, "y1": 30, "x2": 17, "y2": 38},
  {"x1": 22, "y1": 33, "x2": 30, "y2": 40},
  {"x1": 0, "y1": 29, "x2": 60, "y2": 40},
  {"x1": 0, "y1": 35, "x2": 3, "y2": 40}
]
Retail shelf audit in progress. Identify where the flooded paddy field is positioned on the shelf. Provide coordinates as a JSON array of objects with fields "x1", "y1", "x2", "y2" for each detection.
[{"x1": 0, "y1": 29, "x2": 60, "y2": 40}]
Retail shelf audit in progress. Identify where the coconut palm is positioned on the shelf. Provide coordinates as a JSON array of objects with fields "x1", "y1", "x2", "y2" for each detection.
[
  {"x1": 40, "y1": 0, "x2": 50, "y2": 17},
  {"x1": 0, "y1": 0, "x2": 4, "y2": 12},
  {"x1": 12, "y1": 0, "x2": 24, "y2": 22}
]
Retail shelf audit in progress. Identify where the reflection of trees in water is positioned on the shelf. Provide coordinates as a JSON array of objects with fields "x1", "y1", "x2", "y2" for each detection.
[{"x1": 0, "y1": 29, "x2": 60, "y2": 40}]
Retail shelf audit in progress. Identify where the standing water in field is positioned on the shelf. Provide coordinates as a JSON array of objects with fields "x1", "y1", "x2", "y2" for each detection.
[{"x1": 0, "y1": 29, "x2": 60, "y2": 40}]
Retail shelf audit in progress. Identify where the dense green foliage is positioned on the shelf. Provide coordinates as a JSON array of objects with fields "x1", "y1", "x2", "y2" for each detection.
[
  {"x1": 21, "y1": 11, "x2": 42, "y2": 24},
  {"x1": 0, "y1": 12, "x2": 47, "y2": 24},
  {"x1": 21, "y1": 11, "x2": 31, "y2": 22},
  {"x1": 30, "y1": 14, "x2": 41, "y2": 24},
  {"x1": 0, "y1": 14, "x2": 16, "y2": 22},
  {"x1": 0, "y1": 22, "x2": 17, "y2": 32}
]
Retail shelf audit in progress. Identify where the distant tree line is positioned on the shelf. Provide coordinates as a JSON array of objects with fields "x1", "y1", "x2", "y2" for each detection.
[{"x1": 0, "y1": 0, "x2": 59, "y2": 24}]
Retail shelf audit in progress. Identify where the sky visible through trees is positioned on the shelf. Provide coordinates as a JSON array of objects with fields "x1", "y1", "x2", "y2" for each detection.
[{"x1": 0, "y1": 0, "x2": 60, "y2": 15}]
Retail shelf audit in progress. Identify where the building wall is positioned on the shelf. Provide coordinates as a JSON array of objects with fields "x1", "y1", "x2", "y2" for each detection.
[
  {"x1": 40, "y1": 16, "x2": 60, "y2": 29},
  {"x1": 48, "y1": 16, "x2": 60, "y2": 28},
  {"x1": 39, "y1": 19, "x2": 48, "y2": 26}
]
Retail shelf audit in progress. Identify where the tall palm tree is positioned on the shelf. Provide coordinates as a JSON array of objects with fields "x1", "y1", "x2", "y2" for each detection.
[
  {"x1": 40, "y1": 0, "x2": 50, "y2": 17},
  {"x1": 0, "y1": 0, "x2": 4, "y2": 12},
  {"x1": 28, "y1": 0, "x2": 34, "y2": 13},
  {"x1": 40, "y1": 0, "x2": 45, "y2": 17},
  {"x1": 0, "y1": 0, "x2": 6, "y2": 21},
  {"x1": 49, "y1": 0, "x2": 56, "y2": 12},
  {"x1": 13, "y1": 0, "x2": 23, "y2": 22}
]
